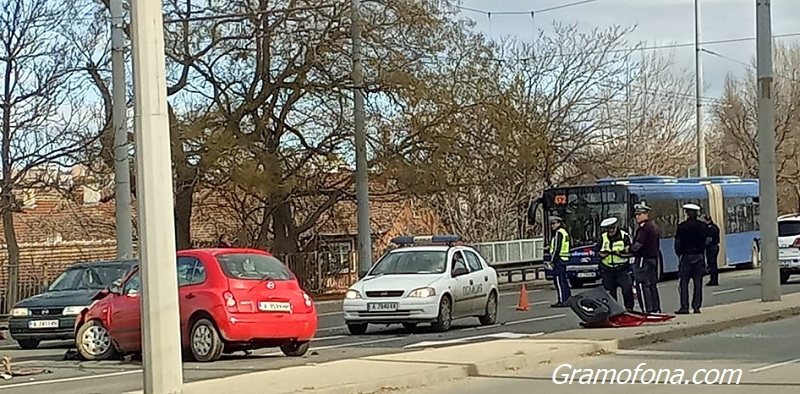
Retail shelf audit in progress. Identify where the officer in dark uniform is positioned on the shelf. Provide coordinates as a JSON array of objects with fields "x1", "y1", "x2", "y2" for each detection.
[
  {"x1": 629, "y1": 203, "x2": 662, "y2": 313},
  {"x1": 702, "y1": 214, "x2": 721, "y2": 286},
  {"x1": 596, "y1": 217, "x2": 635, "y2": 310},
  {"x1": 548, "y1": 216, "x2": 571, "y2": 308},
  {"x1": 675, "y1": 203, "x2": 708, "y2": 314}
]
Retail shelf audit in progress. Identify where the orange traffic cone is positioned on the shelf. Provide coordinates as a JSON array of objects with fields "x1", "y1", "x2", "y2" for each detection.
[{"x1": 516, "y1": 284, "x2": 530, "y2": 311}]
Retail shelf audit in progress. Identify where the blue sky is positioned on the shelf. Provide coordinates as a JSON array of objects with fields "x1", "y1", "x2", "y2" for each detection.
[{"x1": 455, "y1": 0, "x2": 800, "y2": 99}]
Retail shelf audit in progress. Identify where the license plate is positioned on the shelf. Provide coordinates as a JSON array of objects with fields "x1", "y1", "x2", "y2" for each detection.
[
  {"x1": 577, "y1": 272, "x2": 595, "y2": 278},
  {"x1": 367, "y1": 302, "x2": 398, "y2": 312},
  {"x1": 28, "y1": 320, "x2": 59, "y2": 329},
  {"x1": 258, "y1": 302, "x2": 292, "y2": 312}
]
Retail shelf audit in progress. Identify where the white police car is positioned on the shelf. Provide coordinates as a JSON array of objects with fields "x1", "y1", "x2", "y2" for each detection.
[
  {"x1": 778, "y1": 214, "x2": 800, "y2": 284},
  {"x1": 342, "y1": 235, "x2": 499, "y2": 335}
]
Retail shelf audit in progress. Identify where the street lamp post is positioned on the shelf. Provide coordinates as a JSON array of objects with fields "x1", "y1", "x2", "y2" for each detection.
[
  {"x1": 129, "y1": 0, "x2": 184, "y2": 392},
  {"x1": 756, "y1": 0, "x2": 780, "y2": 302}
]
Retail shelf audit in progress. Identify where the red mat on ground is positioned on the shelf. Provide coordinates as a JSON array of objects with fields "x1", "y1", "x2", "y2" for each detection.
[{"x1": 579, "y1": 311, "x2": 675, "y2": 328}]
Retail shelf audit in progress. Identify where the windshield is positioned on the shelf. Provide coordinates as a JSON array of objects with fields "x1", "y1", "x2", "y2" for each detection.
[
  {"x1": 779, "y1": 221, "x2": 800, "y2": 237},
  {"x1": 216, "y1": 253, "x2": 294, "y2": 280},
  {"x1": 48, "y1": 265, "x2": 131, "y2": 291},
  {"x1": 368, "y1": 251, "x2": 447, "y2": 275},
  {"x1": 545, "y1": 188, "x2": 628, "y2": 247}
]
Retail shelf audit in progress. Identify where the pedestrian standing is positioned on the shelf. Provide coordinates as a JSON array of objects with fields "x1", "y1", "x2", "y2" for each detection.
[
  {"x1": 675, "y1": 204, "x2": 707, "y2": 314},
  {"x1": 547, "y1": 216, "x2": 571, "y2": 308},
  {"x1": 629, "y1": 203, "x2": 662, "y2": 314},
  {"x1": 597, "y1": 217, "x2": 635, "y2": 310},
  {"x1": 703, "y1": 214, "x2": 721, "y2": 286}
]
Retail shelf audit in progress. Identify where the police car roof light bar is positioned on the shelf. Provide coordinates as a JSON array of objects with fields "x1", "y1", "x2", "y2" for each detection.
[{"x1": 390, "y1": 235, "x2": 462, "y2": 246}]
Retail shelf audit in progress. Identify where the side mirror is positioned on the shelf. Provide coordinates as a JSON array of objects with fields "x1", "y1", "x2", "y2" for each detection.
[{"x1": 452, "y1": 267, "x2": 468, "y2": 277}]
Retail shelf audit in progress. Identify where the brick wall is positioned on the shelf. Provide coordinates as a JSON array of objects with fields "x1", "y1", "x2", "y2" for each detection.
[{"x1": 0, "y1": 239, "x2": 128, "y2": 286}]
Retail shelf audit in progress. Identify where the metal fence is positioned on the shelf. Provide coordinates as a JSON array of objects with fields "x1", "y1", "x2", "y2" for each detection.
[
  {"x1": 1, "y1": 279, "x2": 50, "y2": 315},
  {"x1": 277, "y1": 251, "x2": 358, "y2": 296}
]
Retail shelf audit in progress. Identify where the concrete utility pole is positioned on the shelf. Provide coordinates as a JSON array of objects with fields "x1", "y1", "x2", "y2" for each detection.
[
  {"x1": 110, "y1": 0, "x2": 134, "y2": 259},
  {"x1": 756, "y1": 0, "x2": 780, "y2": 302},
  {"x1": 694, "y1": 0, "x2": 708, "y2": 177},
  {"x1": 352, "y1": 0, "x2": 372, "y2": 277},
  {"x1": 129, "y1": 0, "x2": 184, "y2": 391}
]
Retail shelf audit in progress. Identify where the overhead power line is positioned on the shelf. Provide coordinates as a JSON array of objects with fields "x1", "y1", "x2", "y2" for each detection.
[{"x1": 458, "y1": 0, "x2": 602, "y2": 16}]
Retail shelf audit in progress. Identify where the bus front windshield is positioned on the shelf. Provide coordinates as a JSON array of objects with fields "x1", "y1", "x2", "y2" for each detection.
[{"x1": 545, "y1": 189, "x2": 628, "y2": 247}]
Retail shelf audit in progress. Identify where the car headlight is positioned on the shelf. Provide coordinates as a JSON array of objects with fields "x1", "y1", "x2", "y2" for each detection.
[
  {"x1": 345, "y1": 289, "x2": 361, "y2": 300},
  {"x1": 10, "y1": 308, "x2": 29, "y2": 317},
  {"x1": 408, "y1": 287, "x2": 436, "y2": 298},
  {"x1": 62, "y1": 306, "x2": 88, "y2": 316}
]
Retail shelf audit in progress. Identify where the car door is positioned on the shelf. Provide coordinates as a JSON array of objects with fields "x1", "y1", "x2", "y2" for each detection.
[
  {"x1": 463, "y1": 250, "x2": 490, "y2": 313},
  {"x1": 449, "y1": 250, "x2": 473, "y2": 317},
  {"x1": 110, "y1": 270, "x2": 142, "y2": 352},
  {"x1": 177, "y1": 256, "x2": 207, "y2": 344}
]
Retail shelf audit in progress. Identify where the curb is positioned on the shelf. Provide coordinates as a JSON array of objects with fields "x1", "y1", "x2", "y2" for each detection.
[
  {"x1": 313, "y1": 280, "x2": 553, "y2": 315},
  {"x1": 615, "y1": 304, "x2": 800, "y2": 349}
]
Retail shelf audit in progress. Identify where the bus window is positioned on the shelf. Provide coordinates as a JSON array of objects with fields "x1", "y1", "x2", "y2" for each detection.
[
  {"x1": 545, "y1": 189, "x2": 628, "y2": 247},
  {"x1": 725, "y1": 197, "x2": 758, "y2": 234},
  {"x1": 646, "y1": 198, "x2": 679, "y2": 238}
]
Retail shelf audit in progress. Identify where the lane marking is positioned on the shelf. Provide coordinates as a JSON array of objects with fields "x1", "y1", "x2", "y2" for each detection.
[
  {"x1": 750, "y1": 357, "x2": 800, "y2": 373},
  {"x1": 312, "y1": 335, "x2": 346, "y2": 342},
  {"x1": 508, "y1": 301, "x2": 549, "y2": 308},
  {"x1": 615, "y1": 350, "x2": 697, "y2": 356},
  {"x1": 316, "y1": 325, "x2": 346, "y2": 332},
  {"x1": 403, "y1": 332, "x2": 544, "y2": 349},
  {"x1": 713, "y1": 287, "x2": 743, "y2": 295},
  {"x1": 0, "y1": 370, "x2": 141, "y2": 389},
  {"x1": 503, "y1": 314, "x2": 567, "y2": 326}
]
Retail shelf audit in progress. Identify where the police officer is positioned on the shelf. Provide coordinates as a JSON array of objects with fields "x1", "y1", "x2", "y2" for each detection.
[
  {"x1": 597, "y1": 217, "x2": 635, "y2": 310},
  {"x1": 629, "y1": 203, "x2": 662, "y2": 313},
  {"x1": 548, "y1": 216, "x2": 571, "y2": 308},
  {"x1": 675, "y1": 203, "x2": 707, "y2": 314},
  {"x1": 702, "y1": 214, "x2": 721, "y2": 286}
]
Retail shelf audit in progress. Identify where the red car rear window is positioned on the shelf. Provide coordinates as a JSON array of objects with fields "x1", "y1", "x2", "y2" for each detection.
[{"x1": 216, "y1": 253, "x2": 294, "y2": 281}]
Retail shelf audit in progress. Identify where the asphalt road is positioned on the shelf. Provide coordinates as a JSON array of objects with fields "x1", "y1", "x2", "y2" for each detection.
[
  {"x1": 0, "y1": 268, "x2": 797, "y2": 393},
  {"x1": 403, "y1": 307, "x2": 800, "y2": 393}
]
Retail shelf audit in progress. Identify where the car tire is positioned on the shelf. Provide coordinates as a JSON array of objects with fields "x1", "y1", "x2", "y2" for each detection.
[
  {"x1": 479, "y1": 291, "x2": 498, "y2": 326},
  {"x1": 347, "y1": 323, "x2": 368, "y2": 335},
  {"x1": 780, "y1": 271, "x2": 790, "y2": 285},
  {"x1": 431, "y1": 295, "x2": 452, "y2": 332},
  {"x1": 189, "y1": 318, "x2": 224, "y2": 362},
  {"x1": 75, "y1": 320, "x2": 118, "y2": 361},
  {"x1": 17, "y1": 339, "x2": 40, "y2": 350},
  {"x1": 280, "y1": 341, "x2": 310, "y2": 357}
]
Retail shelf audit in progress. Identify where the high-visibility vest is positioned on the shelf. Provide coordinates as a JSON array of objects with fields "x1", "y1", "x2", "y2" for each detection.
[
  {"x1": 600, "y1": 231, "x2": 629, "y2": 266},
  {"x1": 549, "y1": 228, "x2": 570, "y2": 260}
]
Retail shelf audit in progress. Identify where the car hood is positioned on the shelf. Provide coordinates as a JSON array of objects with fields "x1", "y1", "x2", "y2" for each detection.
[
  {"x1": 357, "y1": 274, "x2": 441, "y2": 292},
  {"x1": 14, "y1": 289, "x2": 102, "y2": 308}
]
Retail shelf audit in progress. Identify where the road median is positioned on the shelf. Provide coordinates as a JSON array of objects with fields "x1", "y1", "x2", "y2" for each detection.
[
  {"x1": 314, "y1": 278, "x2": 552, "y2": 314},
  {"x1": 541, "y1": 290, "x2": 800, "y2": 348},
  {"x1": 124, "y1": 337, "x2": 614, "y2": 394}
]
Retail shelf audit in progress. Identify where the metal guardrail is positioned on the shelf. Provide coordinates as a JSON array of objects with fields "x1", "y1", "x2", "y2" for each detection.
[{"x1": 473, "y1": 238, "x2": 544, "y2": 267}]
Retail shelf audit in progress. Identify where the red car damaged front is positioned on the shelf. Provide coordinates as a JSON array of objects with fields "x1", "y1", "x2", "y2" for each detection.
[{"x1": 72, "y1": 248, "x2": 318, "y2": 362}]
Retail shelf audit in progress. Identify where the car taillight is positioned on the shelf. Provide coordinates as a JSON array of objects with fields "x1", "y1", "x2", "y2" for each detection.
[
  {"x1": 793, "y1": 238, "x2": 800, "y2": 248},
  {"x1": 303, "y1": 292, "x2": 313, "y2": 308},
  {"x1": 223, "y1": 292, "x2": 237, "y2": 310}
]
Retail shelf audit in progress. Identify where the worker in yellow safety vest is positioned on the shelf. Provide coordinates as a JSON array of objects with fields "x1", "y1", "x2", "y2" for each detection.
[
  {"x1": 548, "y1": 216, "x2": 571, "y2": 307},
  {"x1": 596, "y1": 217, "x2": 635, "y2": 310}
]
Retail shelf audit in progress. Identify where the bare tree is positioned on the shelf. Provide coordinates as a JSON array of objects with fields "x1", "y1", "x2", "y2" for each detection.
[
  {"x1": 589, "y1": 49, "x2": 697, "y2": 178},
  {"x1": 0, "y1": 0, "x2": 91, "y2": 308},
  {"x1": 709, "y1": 42, "x2": 800, "y2": 212}
]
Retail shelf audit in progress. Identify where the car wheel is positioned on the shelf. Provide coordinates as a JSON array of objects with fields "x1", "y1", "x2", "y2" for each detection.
[
  {"x1": 17, "y1": 339, "x2": 40, "y2": 350},
  {"x1": 479, "y1": 291, "x2": 498, "y2": 326},
  {"x1": 76, "y1": 320, "x2": 117, "y2": 361},
  {"x1": 431, "y1": 295, "x2": 452, "y2": 332},
  {"x1": 780, "y1": 271, "x2": 790, "y2": 285},
  {"x1": 280, "y1": 341, "x2": 310, "y2": 357},
  {"x1": 347, "y1": 323, "x2": 368, "y2": 335},
  {"x1": 190, "y1": 318, "x2": 224, "y2": 362}
]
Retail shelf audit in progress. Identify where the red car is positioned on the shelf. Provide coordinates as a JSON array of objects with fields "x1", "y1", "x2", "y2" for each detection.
[{"x1": 73, "y1": 248, "x2": 318, "y2": 362}]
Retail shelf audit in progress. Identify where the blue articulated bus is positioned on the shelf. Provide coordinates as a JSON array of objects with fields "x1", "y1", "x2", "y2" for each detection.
[{"x1": 527, "y1": 175, "x2": 760, "y2": 287}]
